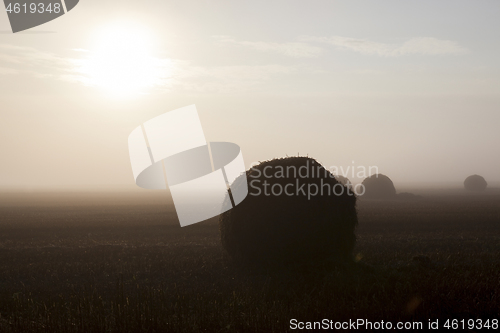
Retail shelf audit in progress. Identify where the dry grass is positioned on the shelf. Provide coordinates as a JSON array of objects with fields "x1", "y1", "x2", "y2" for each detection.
[{"x1": 0, "y1": 191, "x2": 499, "y2": 332}]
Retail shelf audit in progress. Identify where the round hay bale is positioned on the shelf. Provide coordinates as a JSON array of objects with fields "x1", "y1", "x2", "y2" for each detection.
[
  {"x1": 219, "y1": 156, "x2": 358, "y2": 268},
  {"x1": 361, "y1": 174, "x2": 396, "y2": 198},
  {"x1": 464, "y1": 174, "x2": 487, "y2": 191},
  {"x1": 335, "y1": 175, "x2": 351, "y2": 187}
]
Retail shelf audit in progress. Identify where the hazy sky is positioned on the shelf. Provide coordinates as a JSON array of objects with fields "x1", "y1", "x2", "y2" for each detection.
[{"x1": 1, "y1": 0, "x2": 499, "y2": 190}]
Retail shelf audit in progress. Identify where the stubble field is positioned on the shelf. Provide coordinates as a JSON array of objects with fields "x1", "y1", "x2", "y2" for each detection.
[{"x1": 0, "y1": 190, "x2": 499, "y2": 332}]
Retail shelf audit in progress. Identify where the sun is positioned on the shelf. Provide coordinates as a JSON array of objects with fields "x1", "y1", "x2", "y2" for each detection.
[{"x1": 79, "y1": 22, "x2": 171, "y2": 98}]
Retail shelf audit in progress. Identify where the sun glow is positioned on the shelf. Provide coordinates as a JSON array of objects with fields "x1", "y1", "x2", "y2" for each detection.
[{"x1": 79, "y1": 23, "x2": 171, "y2": 98}]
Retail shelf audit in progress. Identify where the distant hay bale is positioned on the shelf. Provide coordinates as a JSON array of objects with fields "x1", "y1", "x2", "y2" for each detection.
[
  {"x1": 464, "y1": 174, "x2": 487, "y2": 191},
  {"x1": 361, "y1": 174, "x2": 396, "y2": 198},
  {"x1": 219, "y1": 156, "x2": 358, "y2": 269}
]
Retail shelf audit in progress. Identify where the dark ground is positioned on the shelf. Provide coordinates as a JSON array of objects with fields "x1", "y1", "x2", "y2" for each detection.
[{"x1": 0, "y1": 190, "x2": 499, "y2": 332}]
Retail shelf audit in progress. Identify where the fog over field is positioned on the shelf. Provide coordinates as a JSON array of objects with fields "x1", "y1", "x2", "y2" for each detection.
[
  {"x1": 0, "y1": 0, "x2": 500, "y2": 190},
  {"x1": 1, "y1": 1, "x2": 499, "y2": 332}
]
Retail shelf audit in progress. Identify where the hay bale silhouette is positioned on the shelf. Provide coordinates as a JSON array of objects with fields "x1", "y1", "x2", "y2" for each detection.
[
  {"x1": 397, "y1": 192, "x2": 421, "y2": 200},
  {"x1": 335, "y1": 175, "x2": 351, "y2": 187},
  {"x1": 219, "y1": 156, "x2": 358, "y2": 269},
  {"x1": 361, "y1": 174, "x2": 396, "y2": 198},
  {"x1": 464, "y1": 174, "x2": 487, "y2": 191}
]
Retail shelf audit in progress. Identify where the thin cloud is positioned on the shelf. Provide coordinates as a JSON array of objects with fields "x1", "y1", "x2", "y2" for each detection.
[
  {"x1": 213, "y1": 35, "x2": 322, "y2": 58},
  {"x1": 166, "y1": 62, "x2": 295, "y2": 93},
  {"x1": 71, "y1": 53, "x2": 295, "y2": 93},
  {"x1": 299, "y1": 36, "x2": 468, "y2": 56},
  {"x1": 0, "y1": 67, "x2": 18, "y2": 74},
  {"x1": 0, "y1": 44, "x2": 75, "y2": 77},
  {"x1": 0, "y1": 44, "x2": 296, "y2": 94}
]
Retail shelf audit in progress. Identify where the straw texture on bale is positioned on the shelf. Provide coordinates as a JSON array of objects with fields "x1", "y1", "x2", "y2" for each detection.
[{"x1": 219, "y1": 156, "x2": 358, "y2": 268}]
